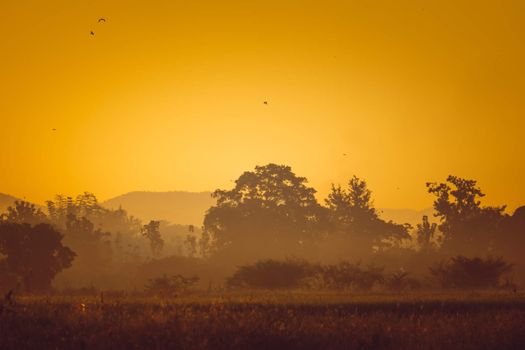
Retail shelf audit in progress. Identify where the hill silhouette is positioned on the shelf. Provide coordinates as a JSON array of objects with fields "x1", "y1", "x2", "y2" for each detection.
[
  {"x1": 102, "y1": 191, "x2": 434, "y2": 227},
  {"x1": 1, "y1": 191, "x2": 437, "y2": 227},
  {"x1": 0, "y1": 193, "x2": 20, "y2": 213},
  {"x1": 102, "y1": 191, "x2": 215, "y2": 226}
]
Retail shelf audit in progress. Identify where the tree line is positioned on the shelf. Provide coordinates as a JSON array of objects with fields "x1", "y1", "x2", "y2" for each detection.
[
  {"x1": 1, "y1": 163, "x2": 524, "y2": 293},
  {"x1": 199, "y1": 164, "x2": 524, "y2": 262},
  {"x1": 0, "y1": 193, "x2": 174, "y2": 292}
]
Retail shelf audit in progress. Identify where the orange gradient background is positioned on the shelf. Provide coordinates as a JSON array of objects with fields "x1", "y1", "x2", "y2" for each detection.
[{"x1": 1, "y1": 0, "x2": 524, "y2": 210}]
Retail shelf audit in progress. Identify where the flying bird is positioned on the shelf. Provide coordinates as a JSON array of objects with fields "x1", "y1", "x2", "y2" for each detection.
[
  {"x1": 90, "y1": 31, "x2": 95, "y2": 36},
  {"x1": 98, "y1": 18, "x2": 106, "y2": 23},
  {"x1": 52, "y1": 128, "x2": 56, "y2": 131},
  {"x1": 263, "y1": 101, "x2": 268, "y2": 105}
]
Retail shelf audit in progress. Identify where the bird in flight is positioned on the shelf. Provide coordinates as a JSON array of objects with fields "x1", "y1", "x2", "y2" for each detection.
[
  {"x1": 263, "y1": 101, "x2": 268, "y2": 105},
  {"x1": 98, "y1": 18, "x2": 106, "y2": 23},
  {"x1": 90, "y1": 31, "x2": 95, "y2": 36},
  {"x1": 52, "y1": 128, "x2": 56, "y2": 131},
  {"x1": 343, "y1": 153, "x2": 347, "y2": 156}
]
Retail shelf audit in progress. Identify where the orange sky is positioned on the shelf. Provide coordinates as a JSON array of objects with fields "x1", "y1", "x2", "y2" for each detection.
[{"x1": 1, "y1": 0, "x2": 524, "y2": 211}]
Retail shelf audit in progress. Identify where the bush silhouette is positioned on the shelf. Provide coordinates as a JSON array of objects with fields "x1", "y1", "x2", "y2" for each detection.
[
  {"x1": 227, "y1": 259, "x2": 315, "y2": 289},
  {"x1": 430, "y1": 256, "x2": 512, "y2": 289},
  {"x1": 145, "y1": 274, "x2": 199, "y2": 296},
  {"x1": 317, "y1": 262, "x2": 384, "y2": 291}
]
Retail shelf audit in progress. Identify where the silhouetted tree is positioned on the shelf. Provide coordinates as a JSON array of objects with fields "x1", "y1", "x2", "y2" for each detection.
[
  {"x1": 227, "y1": 259, "x2": 387, "y2": 291},
  {"x1": 145, "y1": 274, "x2": 199, "y2": 296},
  {"x1": 142, "y1": 220, "x2": 164, "y2": 256},
  {"x1": 430, "y1": 256, "x2": 512, "y2": 289},
  {"x1": 318, "y1": 261, "x2": 385, "y2": 291},
  {"x1": 198, "y1": 230, "x2": 212, "y2": 258},
  {"x1": 0, "y1": 223, "x2": 75, "y2": 292},
  {"x1": 416, "y1": 215, "x2": 438, "y2": 251},
  {"x1": 58, "y1": 214, "x2": 113, "y2": 285},
  {"x1": 426, "y1": 176, "x2": 506, "y2": 255},
  {"x1": 325, "y1": 176, "x2": 410, "y2": 255},
  {"x1": 65, "y1": 214, "x2": 111, "y2": 244},
  {"x1": 1, "y1": 201, "x2": 47, "y2": 225},
  {"x1": 384, "y1": 270, "x2": 421, "y2": 292},
  {"x1": 47, "y1": 193, "x2": 143, "y2": 271},
  {"x1": 47, "y1": 195, "x2": 79, "y2": 226},
  {"x1": 203, "y1": 164, "x2": 325, "y2": 261},
  {"x1": 47, "y1": 193, "x2": 141, "y2": 237},
  {"x1": 184, "y1": 235, "x2": 197, "y2": 257},
  {"x1": 227, "y1": 259, "x2": 315, "y2": 289},
  {"x1": 497, "y1": 206, "x2": 525, "y2": 262}
]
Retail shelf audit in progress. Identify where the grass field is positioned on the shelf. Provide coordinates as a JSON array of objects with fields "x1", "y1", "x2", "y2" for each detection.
[{"x1": 1, "y1": 292, "x2": 524, "y2": 349}]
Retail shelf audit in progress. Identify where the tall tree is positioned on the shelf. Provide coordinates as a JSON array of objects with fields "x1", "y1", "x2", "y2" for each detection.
[
  {"x1": 325, "y1": 176, "x2": 410, "y2": 255},
  {"x1": 2, "y1": 201, "x2": 47, "y2": 226},
  {"x1": 203, "y1": 164, "x2": 325, "y2": 261},
  {"x1": 0, "y1": 223, "x2": 75, "y2": 292},
  {"x1": 426, "y1": 175, "x2": 506, "y2": 255},
  {"x1": 416, "y1": 215, "x2": 438, "y2": 251},
  {"x1": 47, "y1": 192, "x2": 141, "y2": 237},
  {"x1": 493, "y1": 206, "x2": 525, "y2": 261},
  {"x1": 142, "y1": 220, "x2": 164, "y2": 256}
]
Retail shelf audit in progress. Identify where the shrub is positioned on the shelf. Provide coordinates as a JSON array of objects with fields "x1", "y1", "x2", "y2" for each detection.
[
  {"x1": 145, "y1": 274, "x2": 199, "y2": 296},
  {"x1": 384, "y1": 271, "x2": 421, "y2": 292},
  {"x1": 318, "y1": 262, "x2": 384, "y2": 291},
  {"x1": 227, "y1": 259, "x2": 316, "y2": 289},
  {"x1": 430, "y1": 256, "x2": 513, "y2": 289},
  {"x1": 227, "y1": 259, "x2": 387, "y2": 291}
]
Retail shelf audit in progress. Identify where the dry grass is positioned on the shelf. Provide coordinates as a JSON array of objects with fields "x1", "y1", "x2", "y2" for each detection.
[{"x1": 1, "y1": 292, "x2": 524, "y2": 349}]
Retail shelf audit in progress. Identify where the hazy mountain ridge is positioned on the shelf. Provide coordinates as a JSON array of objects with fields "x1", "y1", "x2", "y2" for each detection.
[
  {"x1": 102, "y1": 191, "x2": 436, "y2": 227},
  {"x1": 102, "y1": 191, "x2": 215, "y2": 226},
  {"x1": 0, "y1": 193, "x2": 20, "y2": 213},
  {"x1": 2, "y1": 191, "x2": 436, "y2": 226}
]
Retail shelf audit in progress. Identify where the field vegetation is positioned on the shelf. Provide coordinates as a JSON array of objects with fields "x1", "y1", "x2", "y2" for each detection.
[{"x1": 1, "y1": 292, "x2": 524, "y2": 350}]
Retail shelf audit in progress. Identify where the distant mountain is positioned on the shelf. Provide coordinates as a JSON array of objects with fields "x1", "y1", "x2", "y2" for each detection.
[
  {"x1": 378, "y1": 207, "x2": 436, "y2": 226},
  {"x1": 0, "y1": 193, "x2": 20, "y2": 214},
  {"x1": 102, "y1": 191, "x2": 215, "y2": 226},
  {"x1": 102, "y1": 190, "x2": 436, "y2": 227}
]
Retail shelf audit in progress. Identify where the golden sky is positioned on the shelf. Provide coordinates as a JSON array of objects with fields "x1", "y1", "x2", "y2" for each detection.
[{"x1": 1, "y1": 0, "x2": 524, "y2": 211}]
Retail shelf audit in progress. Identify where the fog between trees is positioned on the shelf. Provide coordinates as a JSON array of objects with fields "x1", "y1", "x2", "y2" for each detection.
[{"x1": 1, "y1": 164, "x2": 524, "y2": 294}]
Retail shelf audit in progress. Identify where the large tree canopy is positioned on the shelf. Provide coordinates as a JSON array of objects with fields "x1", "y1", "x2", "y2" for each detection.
[
  {"x1": 46, "y1": 193, "x2": 146, "y2": 288},
  {"x1": 203, "y1": 164, "x2": 325, "y2": 261},
  {"x1": 0, "y1": 223, "x2": 75, "y2": 292},
  {"x1": 325, "y1": 176, "x2": 410, "y2": 255},
  {"x1": 47, "y1": 192, "x2": 141, "y2": 237},
  {"x1": 1, "y1": 201, "x2": 47, "y2": 226},
  {"x1": 0, "y1": 193, "x2": 147, "y2": 290},
  {"x1": 426, "y1": 175, "x2": 506, "y2": 255}
]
